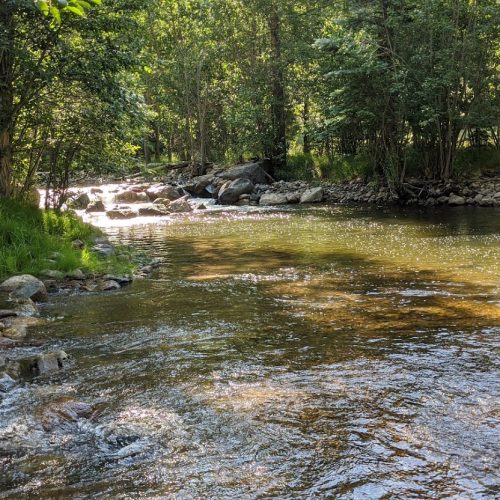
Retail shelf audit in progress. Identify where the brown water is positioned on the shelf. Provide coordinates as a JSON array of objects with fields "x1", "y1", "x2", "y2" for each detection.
[{"x1": 1, "y1": 204, "x2": 499, "y2": 498}]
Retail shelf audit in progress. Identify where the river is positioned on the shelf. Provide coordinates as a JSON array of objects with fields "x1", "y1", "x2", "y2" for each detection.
[{"x1": 1, "y1": 204, "x2": 499, "y2": 498}]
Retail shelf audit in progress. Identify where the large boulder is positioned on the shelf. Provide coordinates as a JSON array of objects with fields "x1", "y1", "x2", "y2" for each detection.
[
  {"x1": 183, "y1": 174, "x2": 216, "y2": 197},
  {"x1": 0, "y1": 275, "x2": 48, "y2": 302},
  {"x1": 259, "y1": 193, "x2": 289, "y2": 206},
  {"x1": 300, "y1": 187, "x2": 324, "y2": 204},
  {"x1": 218, "y1": 178, "x2": 254, "y2": 205},
  {"x1": 218, "y1": 162, "x2": 270, "y2": 185},
  {"x1": 167, "y1": 195, "x2": 193, "y2": 213},
  {"x1": 146, "y1": 184, "x2": 183, "y2": 202}
]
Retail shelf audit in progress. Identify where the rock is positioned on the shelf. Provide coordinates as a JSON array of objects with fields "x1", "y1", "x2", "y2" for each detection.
[
  {"x1": 92, "y1": 243, "x2": 115, "y2": 258},
  {"x1": 218, "y1": 162, "x2": 270, "y2": 185},
  {"x1": 448, "y1": 194, "x2": 466, "y2": 206},
  {"x1": 38, "y1": 397, "x2": 94, "y2": 431},
  {"x1": 12, "y1": 299, "x2": 39, "y2": 317},
  {"x1": 0, "y1": 310, "x2": 18, "y2": 319},
  {"x1": 66, "y1": 269, "x2": 85, "y2": 280},
  {"x1": 71, "y1": 239, "x2": 85, "y2": 249},
  {"x1": 259, "y1": 193, "x2": 289, "y2": 206},
  {"x1": 436, "y1": 196, "x2": 449, "y2": 205},
  {"x1": 286, "y1": 192, "x2": 301, "y2": 204},
  {"x1": 113, "y1": 190, "x2": 141, "y2": 203},
  {"x1": 0, "y1": 275, "x2": 48, "y2": 302},
  {"x1": 99, "y1": 280, "x2": 121, "y2": 291},
  {"x1": 218, "y1": 178, "x2": 254, "y2": 205},
  {"x1": 167, "y1": 195, "x2": 193, "y2": 213},
  {"x1": 69, "y1": 192, "x2": 91, "y2": 209},
  {"x1": 106, "y1": 208, "x2": 138, "y2": 220},
  {"x1": 41, "y1": 270, "x2": 64, "y2": 280},
  {"x1": 479, "y1": 197, "x2": 493, "y2": 207},
  {"x1": 138, "y1": 205, "x2": 169, "y2": 217},
  {"x1": 1, "y1": 316, "x2": 44, "y2": 340},
  {"x1": 0, "y1": 372, "x2": 16, "y2": 392},
  {"x1": 90, "y1": 187, "x2": 103, "y2": 194},
  {"x1": 0, "y1": 336, "x2": 16, "y2": 349},
  {"x1": 146, "y1": 184, "x2": 183, "y2": 202},
  {"x1": 86, "y1": 200, "x2": 106, "y2": 213},
  {"x1": 300, "y1": 187, "x2": 324, "y2": 203},
  {"x1": 33, "y1": 351, "x2": 70, "y2": 376},
  {"x1": 153, "y1": 198, "x2": 171, "y2": 205},
  {"x1": 103, "y1": 274, "x2": 132, "y2": 285},
  {"x1": 183, "y1": 174, "x2": 216, "y2": 197},
  {"x1": 149, "y1": 257, "x2": 162, "y2": 268},
  {"x1": 196, "y1": 203, "x2": 207, "y2": 210}
]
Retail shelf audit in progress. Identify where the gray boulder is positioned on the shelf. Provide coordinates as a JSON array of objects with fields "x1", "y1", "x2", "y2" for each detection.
[
  {"x1": 146, "y1": 184, "x2": 183, "y2": 202},
  {"x1": 300, "y1": 187, "x2": 324, "y2": 203},
  {"x1": 218, "y1": 162, "x2": 270, "y2": 185},
  {"x1": 259, "y1": 193, "x2": 289, "y2": 206},
  {"x1": 218, "y1": 178, "x2": 254, "y2": 205},
  {"x1": 0, "y1": 275, "x2": 48, "y2": 302}
]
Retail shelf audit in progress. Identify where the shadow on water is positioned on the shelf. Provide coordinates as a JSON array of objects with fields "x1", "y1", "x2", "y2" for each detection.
[{"x1": 1, "y1": 205, "x2": 499, "y2": 498}]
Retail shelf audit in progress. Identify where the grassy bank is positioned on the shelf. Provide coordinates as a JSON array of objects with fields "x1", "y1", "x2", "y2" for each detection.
[{"x1": 0, "y1": 199, "x2": 132, "y2": 280}]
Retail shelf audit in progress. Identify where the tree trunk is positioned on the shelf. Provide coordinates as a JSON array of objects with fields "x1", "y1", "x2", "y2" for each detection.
[
  {"x1": 0, "y1": 5, "x2": 15, "y2": 198},
  {"x1": 302, "y1": 98, "x2": 311, "y2": 155},
  {"x1": 268, "y1": 6, "x2": 286, "y2": 176}
]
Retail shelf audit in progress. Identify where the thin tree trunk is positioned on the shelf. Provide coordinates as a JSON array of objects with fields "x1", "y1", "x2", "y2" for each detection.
[
  {"x1": 268, "y1": 5, "x2": 286, "y2": 176},
  {"x1": 0, "y1": 5, "x2": 15, "y2": 198},
  {"x1": 302, "y1": 98, "x2": 311, "y2": 155}
]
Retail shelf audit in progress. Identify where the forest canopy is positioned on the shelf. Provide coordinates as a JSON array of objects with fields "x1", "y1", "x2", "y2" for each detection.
[{"x1": 0, "y1": 0, "x2": 499, "y2": 200}]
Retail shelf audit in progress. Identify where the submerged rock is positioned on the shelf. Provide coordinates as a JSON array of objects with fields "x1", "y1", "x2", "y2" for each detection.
[
  {"x1": 39, "y1": 397, "x2": 94, "y2": 431},
  {"x1": 0, "y1": 275, "x2": 48, "y2": 302},
  {"x1": 0, "y1": 372, "x2": 16, "y2": 392}
]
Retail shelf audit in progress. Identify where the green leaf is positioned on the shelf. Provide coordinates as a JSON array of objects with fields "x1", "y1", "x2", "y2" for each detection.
[
  {"x1": 49, "y1": 5, "x2": 61, "y2": 23},
  {"x1": 38, "y1": 0, "x2": 50, "y2": 15},
  {"x1": 64, "y1": 5, "x2": 85, "y2": 16}
]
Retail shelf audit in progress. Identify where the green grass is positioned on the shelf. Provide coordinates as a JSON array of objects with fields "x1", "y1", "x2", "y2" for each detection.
[
  {"x1": 282, "y1": 153, "x2": 373, "y2": 182},
  {"x1": 0, "y1": 199, "x2": 133, "y2": 280}
]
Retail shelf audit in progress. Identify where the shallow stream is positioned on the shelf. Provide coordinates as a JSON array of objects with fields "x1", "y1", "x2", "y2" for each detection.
[{"x1": 1, "y1": 204, "x2": 499, "y2": 498}]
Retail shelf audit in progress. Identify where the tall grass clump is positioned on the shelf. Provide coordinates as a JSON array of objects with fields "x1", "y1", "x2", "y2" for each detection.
[{"x1": 0, "y1": 199, "x2": 131, "y2": 279}]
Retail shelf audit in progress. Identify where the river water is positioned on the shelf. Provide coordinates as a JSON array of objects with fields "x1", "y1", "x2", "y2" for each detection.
[{"x1": 1, "y1": 204, "x2": 499, "y2": 498}]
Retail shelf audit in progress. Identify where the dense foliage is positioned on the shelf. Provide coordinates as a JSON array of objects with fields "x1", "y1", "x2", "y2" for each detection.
[{"x1": 0, "y1": 0, "x2": 498, "y2": 200}]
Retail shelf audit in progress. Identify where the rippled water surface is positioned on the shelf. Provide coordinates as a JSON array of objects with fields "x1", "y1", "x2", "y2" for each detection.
[{"x1": 1, "y1": 204, "x2": 499, "y2": 498}]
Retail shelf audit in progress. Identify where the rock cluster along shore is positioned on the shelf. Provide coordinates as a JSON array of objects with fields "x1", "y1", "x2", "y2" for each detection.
[{"x1": 67, "y1": 160, "x2": 500, "y2": 215}]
